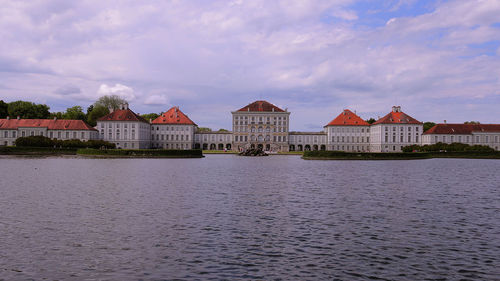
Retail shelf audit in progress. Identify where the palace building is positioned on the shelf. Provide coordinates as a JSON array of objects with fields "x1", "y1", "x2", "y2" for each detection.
[
  {"x1": 0, "y1": 117, "x2": 98, "y2": 146},
  {"x1": 422, "y1": 123, "x2": 500, "y2": 151},
  {"x1": 231, "y1": 101, "x2": 290, "y2": 152},
  {"x1": 2, "y1": 100, "x2": 499, "y2": 151},
  {"x1": 97, "y1": 103, "x2": 151, "y2": 149}
]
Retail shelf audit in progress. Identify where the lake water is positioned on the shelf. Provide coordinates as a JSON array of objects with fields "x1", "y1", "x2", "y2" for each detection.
[{"x1": 0, "y1": 155, "x2": 499, "y2": 280}]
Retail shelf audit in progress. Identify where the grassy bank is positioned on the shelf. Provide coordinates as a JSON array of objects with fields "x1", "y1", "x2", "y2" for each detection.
[
  {"x1": 303, "y1": 151, "x2": 431, "y2": 160},
  {"x1": 303, "y1": 150, "x2": 500, "y2": 160},
  {"x1": 202, "y1": 150, "x2": 238, "y2": 154},
  {"x1": 0, "y1": 146, "x2": 77, "y2": 155},
  {"x1": 429, "y1": 151, "x2": 500, "y2": 159},
  {"x1": 77, "y1": 148, "x2": 203, "y2": 158}
]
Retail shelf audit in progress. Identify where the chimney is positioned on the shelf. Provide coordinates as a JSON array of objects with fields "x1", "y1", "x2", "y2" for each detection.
[
  {"x1": 6, "y1": 116, "x2": 9, "y2": 120},
  {"x1": 121, "y1": 102, "x2": 129, "y2": 110},
  {"x1": 392, "y1": 106, "x2": 401, "y2": 113},
  {"x1": 17, "y1": 116, "x2": 20, "y2": 120},
  {"x1": 444, "y1": 120, "x2": 447, "y2": 124},
  {"x1": 272, "y1": 108, "x2": 274, "y2": 112},
  {"x1": 108, "y1": 106, "x2": 114, "y2": 113},
  {"x1": 149, "y1": 118, "x2": 152, "y2": 123},
  {"x1": 54, "y1": 117, "x2": 57, "y2": 120}
]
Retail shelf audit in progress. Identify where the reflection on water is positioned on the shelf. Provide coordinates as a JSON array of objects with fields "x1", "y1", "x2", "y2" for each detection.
[{"x1": 0, "y1": 155, "x2": 499, "y2": 280}]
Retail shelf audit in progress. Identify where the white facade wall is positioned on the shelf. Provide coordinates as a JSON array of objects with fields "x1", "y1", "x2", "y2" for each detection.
[
  {"x1": 151, "y1": 124, "x2": 196, "y2": 150},
  {"x1": 370, "y1": 124, "x2": 423, "y2": 152},
  {"x1": 422, "y1": 132, "x2": 500, "y2": 151},
  {"x1": 288, "y1": 133, "x2": 327, "y2": 151},
  {"x1": 194, "y1": 132, "x2": 233, "y2": 150},
  {"x1": 231, "y1": 111, "x2": 291, "y2": 152},
  {"x1": 98, "y1": 121, "x2": 150, "y2": 149},
  {"x1": 326, "y1": 125, "x2": 371, "y2": 152},
  {"x1": 0, "y1": 127, "x2": 98, "y2": 146}
]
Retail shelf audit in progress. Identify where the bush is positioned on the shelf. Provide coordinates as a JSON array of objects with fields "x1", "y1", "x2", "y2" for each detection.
[
  {"x1": 303, "y1": 150, "x2": 430, "y2": 159},
  {"x1": 15, "y1": 135, "x2": 54, "y2": 147},
  {"x1": 402, "y1": 142, "x2": 494, "y2": 153},
  {"x1": 77, "y1": 148, "x2": 203, "y2": 157},
  {"x1": 15, "y1": 136, "x2": 115, "y2": 149}
]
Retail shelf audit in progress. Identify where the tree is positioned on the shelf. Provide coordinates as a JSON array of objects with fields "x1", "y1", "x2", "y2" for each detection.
[
  {"x1": 197, "y1": 127, "x2": 212, "y2": 132},
  {"x1": 366, "y1": 118, "x2": 376, "y2": 124},
  {"x1": 423, "y1": 122, "x2": 436, "y2": 132},
  {"x1": 0, "y1": 100, "x2": 8, "y2": 118},
  {"x1": 86, "y1": 105, "x2": 110, "y2": 126},
  {"x1": 8, "y1": 101, "x2": 50, "y2": 119},
  {"x1": 464, "y1": 121, "x2": 480, "y2": 124},
  {"x1": 63, "y1": 106, "x2": 86, "y2": 120},
  {"x1": 217, "y1": 129, "x2": 229, "y2": 132},
  {"x1": 141, "y1": 113, "x2": 160, "y2": 121},
  {"x1": 49, "y1": 112, "x2": 64, "y2": 119},
  {"x1": 94, "y1": 95, "x2": 127, "y2": 111}
]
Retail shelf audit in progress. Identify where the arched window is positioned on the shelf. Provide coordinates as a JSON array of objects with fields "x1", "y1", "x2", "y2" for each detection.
[{"x1": 258, "y1": 135, "x2": 263, "y2": 142}]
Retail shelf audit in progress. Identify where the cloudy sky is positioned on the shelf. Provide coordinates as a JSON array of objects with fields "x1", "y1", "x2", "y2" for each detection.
[{"x1": 1, "y1": 0, "x2": 499, "y2": 130}]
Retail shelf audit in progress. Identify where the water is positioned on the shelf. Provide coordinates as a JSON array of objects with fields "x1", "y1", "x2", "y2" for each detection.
[{"x1": 0, "y1": 155, "x2": 499, "y2": 280}]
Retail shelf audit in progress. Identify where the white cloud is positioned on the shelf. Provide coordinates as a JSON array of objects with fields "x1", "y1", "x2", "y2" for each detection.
[
  {"x1": 97, "y1": 83, "x2": 135, "y2": 101},
  {"x1": 144, "y1": 94, "x2": 169, "y2": 105},
  {"x1": 332, "y1": 9, "x2": 358, "y2": 21}
]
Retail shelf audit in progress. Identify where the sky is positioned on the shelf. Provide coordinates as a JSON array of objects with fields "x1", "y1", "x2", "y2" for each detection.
[{"x1": 1, "y1": 0, "x2": 499, "y2": 131}]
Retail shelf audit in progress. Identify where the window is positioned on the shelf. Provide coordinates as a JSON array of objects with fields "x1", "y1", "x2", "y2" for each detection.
[
  {"x1": 13, "y1": 131, "x2": 16, "y2": 138},
  {"x1": 66, "y1": 132, "x2": 69, "y2": 139},
  {"x1": 81, "y1": 132, "x2": 85, "y2": 139},
  {"x1": 4, "y1": 131, "x2": 7, "y2": 138}
]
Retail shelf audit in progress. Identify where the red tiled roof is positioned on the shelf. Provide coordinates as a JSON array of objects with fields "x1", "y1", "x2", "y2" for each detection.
[
  {"x1": 97, "y1": 108, "x2": 149, "y2": 123},
  {"x1": 325, "y1": 109, "x2": 369, "y2": 126},
  {"x1": 373, "y1": 111, "x2": 422, "y2": 125},
  {"x1": 424, "y1": 124, "x2": 500, "y2": 135},
  {"x1": 151, "y1": 107, "x2": 196, "y2": 125},
  {"x1": 237, "y1": 100, "x2": 285, "y2": 112},
  {"x1": 0, "y1": 119, "x2": 97, "y2": 131}
]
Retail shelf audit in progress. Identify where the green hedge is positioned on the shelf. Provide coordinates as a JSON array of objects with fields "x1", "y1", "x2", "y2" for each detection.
[
  {"x1": 402, "y1": 142, "x2": 494, "y2": 152},
  {"x1": 15, "y1": 136, "x2": 115, "y2": 149},
  {"x1": 303, "y1": 150, "x2": 431, "y2": 160},
  {"x1": 77, "y1": 148, "x2": 203, "y2": 158},
  {"x1": 0, "y1": 146, "x2": 77, "y2": 155}
]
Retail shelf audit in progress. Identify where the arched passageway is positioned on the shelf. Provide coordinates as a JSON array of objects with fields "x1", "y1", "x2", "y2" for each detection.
[
  {"x1": 304, "y1": 145, "x2": 311, "y2": 151},
  {"x1": 313, "y1": 145, "x2": 318, "y2": 151},
  {"x1": 202, "y1": 143, "x2": 208, "y2": 150},
  {"x1": 298, "y1": 144, "x2": 303, "y2": 151},
  {"x1": 320, "y1": 145, "x2": 326, "y2": 151},
  {"x1": 218, "y1": 143, "x2": 224, "y2": 150},
  {"x1": 210, "y1": 143, "x2": 216, "y2": 150},
  {"x1": 194, "y1": 143, "x2": 201, "y2": 149},
  {"x1": 226, "y1": 144, "x2": 231, "y2": 150},
  {"x1": 289, "y1": 145, "x2": 295, "y2": 151}
]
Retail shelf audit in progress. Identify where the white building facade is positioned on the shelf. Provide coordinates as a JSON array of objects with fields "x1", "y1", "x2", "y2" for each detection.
[
  {"x1": 97, "y1": 103, "x2": 151, "y2": 149},
  {"x1": 324, "y1": 109, "x2": 371, "y2": 152},
  {"x1": 231, "y1": 101, "x2": 291, "y2": 152},
  {"x1": 369, "y1": 106, "x2": 423, "y2": 152},
  {"x1": 0, "y1": 117, "x2": 99, "y2": 146},
  {"x1": 151, "y1": 107, "x2": 197, "y2": 150},
  {"x1": 422, "y1": 124, "x2": 500, "y2": 151}
]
